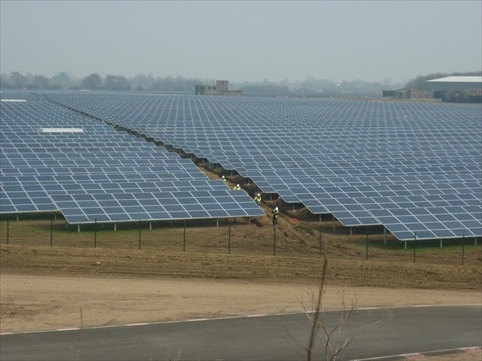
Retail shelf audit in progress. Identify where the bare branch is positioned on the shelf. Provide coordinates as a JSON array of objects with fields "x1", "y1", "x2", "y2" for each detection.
[
  {"x1": 76, "y1": 308, "x2": 83, "y2": 361},
  {"x1": 307, "y1": 255, "x2": 328, "y2": 361},
  {"x1": 304, "y1": 255, "x2": 357, "y2": 361}
]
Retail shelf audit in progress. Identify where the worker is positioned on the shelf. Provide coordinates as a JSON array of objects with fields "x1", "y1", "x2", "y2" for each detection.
[
  {"x1": 272, "y1": 206, "x2": 279, "y2": 226},
  {"x1": 233, "y1": 184, "x2": 241, "y2": 190},
  {"x1": 253, "y1": 193, "x2": 262, "y2": 205},
  {"x1": 221, "y1": 175, "x2": 226, "y2": 183}
]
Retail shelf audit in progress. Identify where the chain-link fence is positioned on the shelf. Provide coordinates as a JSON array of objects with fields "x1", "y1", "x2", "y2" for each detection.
[{"x1": 0, "y1": 215, "x2": 480, "y2": 264}]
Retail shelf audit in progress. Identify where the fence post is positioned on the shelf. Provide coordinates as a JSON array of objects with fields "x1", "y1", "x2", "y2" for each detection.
[
  {"x1": 138, "y1": 220, "x2": 141, "y2": 250},
  {"x1": 6, "y1": 217, "x2": 9, "y2": 245},
  {"x1": 319, "y1": 229, "x2": 322, "y2": 257},
  {"x1": 94, "y1": 219, "x2": 97, "y2": 248},
  {"x1": 183, "y1": 220, "x2": 186, "y2": 252},
  {"x1": 228, "y1": 224, "x2": 231, "y2": 254},
  {"x1": 413, "y1": 233, "x2": 417, "y2": 262},
  {"x1": 462, "y1": 235, "x2": 465, "y2": 265},
  {"x1": 50, "y1": 216, "x2": 53, "y2": 246},
  {"x1": 365, "y1": 227, "x2": 369, "y2": 260},
  {"x1": 273, "y1": 225, "x2": 277, "y2": 256}
]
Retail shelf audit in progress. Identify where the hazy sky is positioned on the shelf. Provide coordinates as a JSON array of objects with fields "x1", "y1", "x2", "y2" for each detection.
[{"x1": 1, "y1": 1, "x2": 481, "y2": 83}]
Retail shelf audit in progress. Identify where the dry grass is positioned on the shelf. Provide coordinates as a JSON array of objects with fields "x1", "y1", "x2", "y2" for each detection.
[{"x1": 1, "y1": 210, "x2": 480, "y2": 291}]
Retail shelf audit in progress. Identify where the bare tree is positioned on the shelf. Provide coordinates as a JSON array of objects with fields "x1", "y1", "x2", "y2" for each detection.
[{"x1": 304, "y1": 255, "x2": 355, "y2": 361}]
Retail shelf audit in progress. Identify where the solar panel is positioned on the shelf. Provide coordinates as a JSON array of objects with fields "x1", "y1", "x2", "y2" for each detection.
[
  {"x1": 2, "y1": 91, "x2": 481, "y2": 240},
  {"x1": 0, "y1": 93, "x2": 266, "y2": 222}
]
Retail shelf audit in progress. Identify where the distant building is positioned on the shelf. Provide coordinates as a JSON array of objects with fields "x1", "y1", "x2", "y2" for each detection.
[
  {"x1": 195, "y1": 80, "x2": 243, "y2": 96},
  {"x1": 424, "y1": 76, "x2": 481, "y2": 94},
  {"x1": 384, "y1": 76, "x2": 481, "y2": 103},
  {"x1": 387, "y1": 88, "x2": 434, "y2": 100},
  {"x1": 424, "y1": 76, "x2": 481, "y2": 102}
]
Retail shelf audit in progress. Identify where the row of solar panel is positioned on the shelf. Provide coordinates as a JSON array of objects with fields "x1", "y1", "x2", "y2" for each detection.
[
  {"x1": 0, "y1": 178, "x2": 234, "y2": 213},
  {"x1": 42, "y1": 92, "x2": 481, "y2": 240},
  {"x1": 2, "y1": 188, "x2": 264, "y2": 223},
  {"x1": 52, "y1": 190, "x2": 264, "y2": 223},
  {"x1": 2, "y1": 94, "x2": 478, "y2": 238},
  {"x1": 1, "y1": 94, "x2": 266, "y2": 224}
]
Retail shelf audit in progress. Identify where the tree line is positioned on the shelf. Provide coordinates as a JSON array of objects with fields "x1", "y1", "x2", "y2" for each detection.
[
  {"x1": 0, "y1": 72, "x2": 205, "y2": 92},
  {"x1": 2, "y1": 70, "x2": 479, "y2": 97},
  {"x1": 0, "y1": 71, "x2": 409, "y2": 96}
]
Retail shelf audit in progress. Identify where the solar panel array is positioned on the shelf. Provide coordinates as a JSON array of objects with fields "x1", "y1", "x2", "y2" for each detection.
[
  {"x1": 42, "y1": 92, "x2": 482, "y2": 241},
  {"x1": 0, "y1": 93, "x2": 265, "y2": 223}
]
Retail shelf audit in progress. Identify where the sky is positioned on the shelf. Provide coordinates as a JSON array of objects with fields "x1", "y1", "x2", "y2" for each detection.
[{"x1": 1, "y1": 1, "x2": 481, "y2": 84}]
